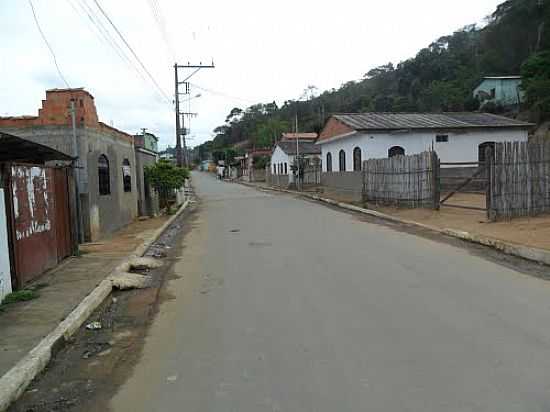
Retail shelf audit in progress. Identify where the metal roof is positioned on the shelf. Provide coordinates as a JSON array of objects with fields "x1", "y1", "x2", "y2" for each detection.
[
  {"x1": 332, "y1": 112, "x2": 533, "y2": 132},
  {"x1": 281, "y1": 132, "x2": 318, "y2": 141},
  {"x1": 277, "y1": 141, "x2": 321, "y2": 156},
  {"x1": 0, "y1": 132, "x2": 74, "y2": 163},
  {"x1": 483, "y1": 76, "x2": 521, "y2": 80}
]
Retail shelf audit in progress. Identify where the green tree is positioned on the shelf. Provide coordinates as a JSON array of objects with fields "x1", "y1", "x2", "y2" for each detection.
[
  {"x1": 144, "y1": 160, "x2": 189, "y2": 210},
  {"x1": 521, "y1": 51, "x2": 550, "y2": 112}
]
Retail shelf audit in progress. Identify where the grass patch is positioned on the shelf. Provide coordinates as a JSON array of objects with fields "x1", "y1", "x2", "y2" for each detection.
[{"x1": 1, "y1": 290, "x2": 40, "y2": 305}]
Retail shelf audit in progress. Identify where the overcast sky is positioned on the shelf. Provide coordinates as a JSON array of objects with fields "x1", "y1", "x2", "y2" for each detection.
[{"x1": 1, "y1": 0, "x2": 504, "y2": 149}]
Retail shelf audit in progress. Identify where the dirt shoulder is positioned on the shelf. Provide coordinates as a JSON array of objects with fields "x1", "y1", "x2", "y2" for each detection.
[{"x1": 8, "y1": 204, "x2": 199, "y2": 412}]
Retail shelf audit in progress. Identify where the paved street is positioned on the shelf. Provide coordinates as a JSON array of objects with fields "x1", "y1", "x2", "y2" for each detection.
[{"x1": 111, "y1": 172, "x2": 550, "y2": 412}]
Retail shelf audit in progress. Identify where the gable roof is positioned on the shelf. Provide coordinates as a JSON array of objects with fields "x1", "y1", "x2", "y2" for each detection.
[
  {"x1": 332, "y1": 113, "x2": 532, "y2": 132},
  {"x1": 276, "y1": 140, "x2": 321, "y2": 156}
]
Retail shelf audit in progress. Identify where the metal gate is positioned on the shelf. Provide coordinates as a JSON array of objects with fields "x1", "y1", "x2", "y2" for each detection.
[
  {"x1": 9, "y1": 165, "x2": 72, "y2": 286},
  {"x1": 439, "y1": 161, "x2": 488, "y2": 213}
]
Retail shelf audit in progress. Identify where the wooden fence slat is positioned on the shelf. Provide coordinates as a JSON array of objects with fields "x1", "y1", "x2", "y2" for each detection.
[
  {"x1": 362, "y1": 151, "x2": 436, "y2": 208},
  {"x1": 489, "y1": 140, "x2": 550, "y2": 220}
]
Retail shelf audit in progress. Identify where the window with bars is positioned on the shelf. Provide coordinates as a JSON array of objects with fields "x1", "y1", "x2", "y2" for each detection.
[
  {"x1": 98, "y1": 155, "x2": 110, "y2": 195},
  {"x1": 353, "y1": 147, "x2": 362, "y2": 171},
  {"x1": 122, "y1": 158, "x2": 132, "y2": 192},
  {"x1": 339, "y1": 150, "x2": 346, "y2": 172}
]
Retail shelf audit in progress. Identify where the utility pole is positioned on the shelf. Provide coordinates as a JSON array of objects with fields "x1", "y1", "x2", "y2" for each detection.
[
  {"x1": 69, "y1": 100, "x2": 82, "y2": 249},
  {"x1": 173, "y1": 61, "x2": 214, "y2": 167},
  {"x1": 295, "y1": 113, "x2": 301, "y2": 190}
]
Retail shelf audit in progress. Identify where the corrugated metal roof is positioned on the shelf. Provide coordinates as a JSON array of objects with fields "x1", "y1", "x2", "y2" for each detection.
[
  {"x1": 333, "y1": 112, "x2": 533, "y2": 131},
  {"x1": 483, "y1": 76, "x2": 521, "y2": 80},
  {"x1": 277, "y1": 141, "x2": 321, "y2": 155},
  {"x1": 0, "y1": 132, "x2": 74, "y2": 162},
  {"x1": 281, "y1": 132, "x2": 318, "y2": 140}
]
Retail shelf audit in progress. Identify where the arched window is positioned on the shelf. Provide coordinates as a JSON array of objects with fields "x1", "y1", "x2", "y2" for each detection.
[
  {"x1": 284, "y1": 163, "x2": 287, "y2": 174},
  {"x1": 326, "y1": 152, "x2": 332, "y2": 172},
  {"x1": 353, "y1": 147, "x2": 362, "y2": 171},
  {"x1": 98, "y1": 154, "x2": 110, "y2": 195},
  {"x1": 478, "y1": 142, "x2": 495, "y2": 164},
  {"x1": 122, "y1": 158, "x2": 132, "y2": 192},
  {"x1": 339, "y1": 150, "x2": 346, "y2": 172},
  {"x1": 388, "y1": 146, "x2": 405, "y2": 158}
]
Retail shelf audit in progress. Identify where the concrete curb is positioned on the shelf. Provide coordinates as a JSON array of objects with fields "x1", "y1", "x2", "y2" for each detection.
[
  {"x1": 244, "y1": 181, "x2": 550, "y2": 267},
  {"x1": 0, "y1": 199, "x2": 191, "y2": 411}
]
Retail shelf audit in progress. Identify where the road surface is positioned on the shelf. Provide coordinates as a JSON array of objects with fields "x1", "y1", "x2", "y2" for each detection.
[{"x1": 110, "y1": 172, "x2": 550, "y2": 411}]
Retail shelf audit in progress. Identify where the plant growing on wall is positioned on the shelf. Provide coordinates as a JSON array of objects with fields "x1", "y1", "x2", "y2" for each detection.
[{"x1": 144, "y1": 160, "x2": 189, "y2": 210}]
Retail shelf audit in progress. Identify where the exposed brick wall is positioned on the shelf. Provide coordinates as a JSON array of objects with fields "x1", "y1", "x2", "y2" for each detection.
[
  {"x1": 318, "y1": 117, "x2": 354, "y2": 142},
  {"x1": 0, "y1": 88, "x2": 132, "y2": 144}
]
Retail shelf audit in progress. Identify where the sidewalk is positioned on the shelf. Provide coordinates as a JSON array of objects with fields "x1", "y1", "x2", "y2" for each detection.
[{"x1": 0, "y1": 215, "x2": 170, "y2": 380}]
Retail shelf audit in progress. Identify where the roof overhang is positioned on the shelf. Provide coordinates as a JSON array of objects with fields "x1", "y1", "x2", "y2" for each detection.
[
  {"x1": 316, "y1": 131, "x2": 358, "y2": 145},
  {"x1": 0, "y1": 132, "x2": 74, "y2": 163}
]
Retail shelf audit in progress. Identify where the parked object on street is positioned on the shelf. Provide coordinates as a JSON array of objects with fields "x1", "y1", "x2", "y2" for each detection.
[{"x1": 0, "y1": 88, "x2": 139, "y2": 242}]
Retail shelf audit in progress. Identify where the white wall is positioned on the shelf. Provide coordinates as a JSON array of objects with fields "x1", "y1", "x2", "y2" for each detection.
[
  {"x1": 270, "y1": 146, "x2": 294, "y2": 181},
  {"x1": 0, "y1": 189, "x2": 12, "y2": 301},
  {"x1": 319, "y1": 129, "x2": 529, "y2": 172}
]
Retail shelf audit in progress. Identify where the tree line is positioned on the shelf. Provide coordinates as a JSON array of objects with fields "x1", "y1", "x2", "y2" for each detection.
[{"x1": 196, "y1": 0, "x2": 550, "y2": 162}]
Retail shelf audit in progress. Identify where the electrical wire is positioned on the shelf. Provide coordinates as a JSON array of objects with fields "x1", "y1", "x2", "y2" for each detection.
[
  {"x1": 190, "y1": 83, "x2": 255, "y2": 104},
  {"x1": 28, "y1": 0, "x2": 70, "y2": 88},
  {"x1": 91, "y1": 0, "x2": 172, "y2": 104},
  {"x1": 147, "y1": 0, "x2": 175, "y2": 60}
]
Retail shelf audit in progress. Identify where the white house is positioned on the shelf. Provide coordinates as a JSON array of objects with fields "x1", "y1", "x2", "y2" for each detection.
[
  {"x1": 270, "y1": 140, "x2": 321, "y2": 183},
  {"x1": 317, "y1": 113, "x2": 533, "y2": 172}
]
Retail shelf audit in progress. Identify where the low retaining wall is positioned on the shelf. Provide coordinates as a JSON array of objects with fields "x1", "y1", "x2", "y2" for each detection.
[
  {"x1": 267, "y1": 173, "x2": 289, "y2": 188},
  {"x1": 320, "y1": 172, "x2": 363, "y2": 203}
]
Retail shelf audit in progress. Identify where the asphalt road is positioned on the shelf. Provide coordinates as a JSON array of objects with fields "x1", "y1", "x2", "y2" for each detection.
[{"x1": 110, "y1": 172, "x2": 550, "y2": 412}]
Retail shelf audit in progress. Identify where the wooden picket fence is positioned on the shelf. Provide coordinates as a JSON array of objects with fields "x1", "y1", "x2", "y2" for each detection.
[
  {"x1": 488, "y1": 140, "x2": 550, "y2": 220},
  {"x1": 362, "y1": 151, "x2": 439, "y2": 208}
]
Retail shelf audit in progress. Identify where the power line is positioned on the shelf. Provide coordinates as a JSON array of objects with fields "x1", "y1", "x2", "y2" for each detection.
[
  {"x1": 189, "y1": 83, "x2": 255, "y2": 104},
  {"x1": 28, "y1": 0, "x2": 70, "y2": 88},
  {"x1": 147, "y1": 0, "x2": 174, "y2": 60},
  {"x1": 91, "y1": 0, "x2": 171, "y2": 104}
]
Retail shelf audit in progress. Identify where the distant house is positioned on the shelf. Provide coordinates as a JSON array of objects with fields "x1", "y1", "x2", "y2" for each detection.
[
  {"x1": 280, "y1": 132, "x2": 318, "y2": 142},
  {"x1": 473, "y1": 76, "x2": 524, "y2": 108},
  {"x1": 134, "y1": 131, "x2": 159, "y2": 217},
  {"x1": 317, "y1": 112, "x2": 533, "y2": 173},
  {"x1": 270, "y1": 140, "x2": 321, "y2": 184}
]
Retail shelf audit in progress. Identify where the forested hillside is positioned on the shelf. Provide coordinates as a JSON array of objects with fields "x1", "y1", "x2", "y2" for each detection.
[{"x1": 197, "y1": 0, "x2": 550, "y2": 160}]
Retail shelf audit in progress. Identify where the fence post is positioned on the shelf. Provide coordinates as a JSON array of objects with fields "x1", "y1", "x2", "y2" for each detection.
[
  {"x1": 486, "y1": 146, "x2": 495, "y2": 221},
  {"x1": 361, "y1": 160, "x2": 367, "y2": 205},
  {"x1": 432, "y1": 151, "x2": 440, "y2": 210}
]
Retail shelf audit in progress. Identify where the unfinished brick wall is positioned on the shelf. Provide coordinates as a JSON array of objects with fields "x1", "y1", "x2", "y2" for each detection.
[
  {"x1": 0, "y1": 88, "x2": 99, "y2": 128},
  {"x1": 318, "y1": 117, "x2": 354, "y2": 142}
]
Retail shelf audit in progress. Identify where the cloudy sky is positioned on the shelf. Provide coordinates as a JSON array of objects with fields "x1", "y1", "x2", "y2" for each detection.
[{"x1": 1, "y1": 0, "x2": 504, "y2": 149}]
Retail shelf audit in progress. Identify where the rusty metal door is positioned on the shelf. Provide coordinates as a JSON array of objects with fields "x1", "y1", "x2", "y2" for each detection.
[
  {"x1": 11, "y1": 165, "x2": 58, "y2": 285},
  {"x1": 53, "y1": 168, "x2": 72, "y2": 261}
]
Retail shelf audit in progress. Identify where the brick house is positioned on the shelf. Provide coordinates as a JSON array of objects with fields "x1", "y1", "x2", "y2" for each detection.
[{"x1": 0, "y1": 88, "x2": 138, "y2": 242}]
